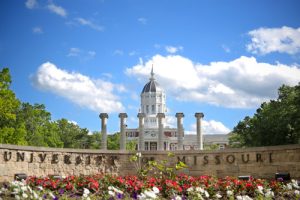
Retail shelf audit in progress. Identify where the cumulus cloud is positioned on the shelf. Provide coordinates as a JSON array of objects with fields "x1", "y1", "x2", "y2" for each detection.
[
  {"x1": 75, "y1": 18, "x2": 104, "y2": 31},
  {"x1": 32, "y1": 27, "x2": 43, "y2": 34},
  {"x1": 32, "y1": 62, "x2": 125, "y2": 113},
  {"x1": 247, "y1": 26, "x2": 300, "y2": 55},
  {"x1": 47, "y1": 3, "x2": 67, "y2": 17},
  {"x1": 188, "y1": 120, "x2": 231, "y2": 135},
  {"x1": 126, "y1": 54, "x2": 300, "y2": 108},
  {"x1": 165, "y1": 45, "x2": 183, "y2": 54},
  {"x1": 25, "y1": 0, "x2": 38, "y2": 9}
]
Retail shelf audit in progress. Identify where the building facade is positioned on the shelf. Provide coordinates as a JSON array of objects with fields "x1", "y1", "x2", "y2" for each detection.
[{"x1": 125, "y1": 67, "x2": 229, "y2": 151}]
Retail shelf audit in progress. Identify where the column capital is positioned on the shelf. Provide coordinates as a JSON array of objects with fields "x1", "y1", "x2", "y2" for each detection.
[
  {"x1": 118, "y1": 113, "x2": 128, "y2": 119},
  {"x1": 157, "y1": 113, "x2": 165, "y2": 118},
  {"x1": 195, "y1": 112, "x2": 204, "y2": 118},
  {"x1": 99, "y1": 113, "x2": 109, "y2": 119},
  {"x1": 137, "y1": 113, "x2": 145, "y2": 118},
  {"x1": 175, "y1": 112, "x2": 184, "y2": 118}
]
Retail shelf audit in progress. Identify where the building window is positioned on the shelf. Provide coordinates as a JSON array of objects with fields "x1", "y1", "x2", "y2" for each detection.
[
  {"x1": 145, "y1": 142, "x2": 149, "y2": 151},
  {"x1": 150, "y1": 142, "x2": 157, "y2": 150},
  {"x1": 146, "y1": 105, "x2": 149, "y2": 114},
  {"x1": 158, "y1": 105, "x2": 161, "y2": 112},
  {"x1": 151, "y1": 105, "x2": 155, "y2": 113},
  {"x1": 219, "y1": 144, "x2": 225, "y2": 150}
]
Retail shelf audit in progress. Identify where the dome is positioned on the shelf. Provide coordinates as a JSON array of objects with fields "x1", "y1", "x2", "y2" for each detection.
[
  {"x1": 142, "y1": 80, "x2": 162, "y2": 93},
  {"x1": 141, "y1": 66, "x2": 163, "y2": 93}
]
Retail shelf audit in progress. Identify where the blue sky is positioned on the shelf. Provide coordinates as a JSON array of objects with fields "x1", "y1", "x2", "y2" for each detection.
[{"x1": 1, "y1": 0, "x2": 300, "y2": 135}]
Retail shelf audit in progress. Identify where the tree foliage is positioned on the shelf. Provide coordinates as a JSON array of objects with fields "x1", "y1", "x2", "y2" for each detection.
[{"x1": 230, "y1": 83, "x2": 300, "y2": 147}]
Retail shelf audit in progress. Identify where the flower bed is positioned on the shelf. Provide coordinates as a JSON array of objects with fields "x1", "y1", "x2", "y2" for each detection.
[{"x1": 0, "y1": 174, "x2": 299, "y2": 199}]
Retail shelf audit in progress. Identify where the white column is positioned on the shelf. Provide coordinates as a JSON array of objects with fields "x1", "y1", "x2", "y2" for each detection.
[
  {"x1": 99, "y1": 113, "x2": 108, "y2": 150},
  {"x1": 138, "y1": 113, "x2": 145, "y2": 151},
  {"x1": 157, "y1": 113, "x2": 165, "y2": 151},
  {"x1": 176, "y1": 113, "x2": 184, "y2": 150},
  {"x1": 119, "y1": 113, "x2": 128, "y2": 150},
  {"x1": 195, "y1": 112, "x2": 204, "y2": 150}
]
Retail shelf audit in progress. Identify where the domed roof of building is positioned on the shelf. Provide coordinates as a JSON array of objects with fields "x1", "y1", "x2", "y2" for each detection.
[{"x1": 141, "y1": 67, "x2": 163, "y2": 93}]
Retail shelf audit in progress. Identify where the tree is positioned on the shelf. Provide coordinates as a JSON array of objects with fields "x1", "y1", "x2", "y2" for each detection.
[
  {"x1": 230, "y1": 83, "x2": 300, "y2": 147},
  {"x1": 56, "y1": 119, "x2": 89, "y2": 148},
  {"x1": 107, "y1": 132, "x2": 120, "y2": 150},
  {"x1": 0, "y1": 68, "x2": 27, "y2": 145}
]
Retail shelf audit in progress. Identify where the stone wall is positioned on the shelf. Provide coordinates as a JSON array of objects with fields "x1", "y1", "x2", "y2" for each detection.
[{"x1": 0, "y1": 144, "x2": 300, "y2": 182}]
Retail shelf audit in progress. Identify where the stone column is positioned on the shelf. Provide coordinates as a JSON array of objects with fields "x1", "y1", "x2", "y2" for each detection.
[
  {"x1": 99, "y1": 113, "x2": 109, "y2": 150},
  {"x1": 176, "y1": 113, "x2": 184, "y2": 150},
  {"x1": 195, "y1": 113, "x2": 204, "y2": 150},
  {"x1": 119, "y1": 113, "x2": 128, "y2": 150},
  {"x1": 137, "y1": 113, "x2": 145, "y2": 151},
  {"x1": 157, "y1": 113, "x2": 165, "y2": 151}
]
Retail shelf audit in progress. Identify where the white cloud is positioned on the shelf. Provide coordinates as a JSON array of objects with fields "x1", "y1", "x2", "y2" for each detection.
[
  {"x1": 129, "y1": 51, "x2": 138, "y2": 56},
  {"x1": 25, "y1": 0, "x2": 38, "y2": 9},
  {"x1": 47, "y1": 3, "x2": 67, "y2": 17},
  {"x1": 67, "y1": 48, "x2": 81, "y2": 57},
  {"x1": 88, "y1": 51, "x2": 96, "y2": 57},
  {"x1": 113, "y1": 49, "x2": 124, "y2": 56},
  {"x1": 165, "y1": 116, "x2": 176, "y2": 128},
  {"x1": 75, "y1": 18, "x2": 104, "y2": 31},
  {"x1": 138, "y1": 17, "x2": 147, "y2": 25},
  {"x1": 32, "y1": 27, "x2": 43, "y2": 34},
  {"x1": 221, "y1": 44, "x2": 230, "y2": 53},
  {"x1": 32, "y1": 62, "x2": 125, "y2": 113},
  {"x1": 247, "y1": 26, "x2": 300, "y2": 55},
  {"x1": 126, "y1": 54, "x2": 300, "y2": 108},
  {"x1": 189, "y1": 120, "x2": 231, "y2": 135},
  {"x1": 165, "y1": 45, "x2": 183, "y2": 54},
  {"x1": 67, "y1": 48, "x2": 96, "y2": 59},
  {"x1": 68, "y1": 120, "x2": 78, "y2": 125}
]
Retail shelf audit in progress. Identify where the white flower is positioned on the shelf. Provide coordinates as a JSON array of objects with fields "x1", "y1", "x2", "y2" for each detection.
[
  {"x1": 295, "y1": 190, "x2": 300, "y2": 195},
  {"x1": 13, "y1": 188, "x2": 20, "y2": 193},
  {"x1": 226, "y1": 190, "x2": 233, "y2": 196},
  {"x1": 264, "y1": 189, "x2": 274, "y2": 198},
  {"x1": 15, "y1": 195, "x2": 20, "y2": 200},
  {"x1": 195, "y1": 187, "x2": 204, "y2": 193},
  {"x1": 22, "y1": 193, "x2": 28, "y2": 198},
  {"x1": 37, "y1": 186, "x2": 43, "y2": 191},
  {"x1": 136, "y1": 152, "x2": 142, "y2": 157},
  {"x1": 109, "y1": 186, "x2": 123, "y2": 194},
  {"x1": 215, "y1": 193, "x2": 222, "y2": 198},
  {"x1": 33, "y1": 191, "x2": 39, "y2": 199},
  {"x1": 21, "y1": 186, "x2": 27, "y2": 192},
  {"x1": 174, "y1": 195, "x2": 182, "y2": 200},
  {"x1": 153, "y1": 186, "x2": 159, "y2": 194},
  {"x1": 287, "y1": 183, "x2": 293, "y2": 190},
  {"x1": 48, "y1": 191, "x2": 55, "y2": 199},
  {"x1": 187, "y1": 187, "x2": 194, "y2": 192},
  {"x1": 108, "y1": 190, "x2": 115, "y2": 196},
  {"x1": 144, "y1": 190, "x2": 157, "y2": 199},
  {"x1": 257, "y1": 185, "x2": 264, "y2": 194},
  {"x1": 138, "y1": 193, "x2": 146, "y2": 199},
  {"x1": 237, "y1": 195, "x2": 253, "y2": 200},
  {"x1": 204, "y1": 190, "x2": 209, "y2": 198},
  {"x1": 292, "y1": 180, "x2": 300, "y2": 189},
  {"x1": 83, "y1": 188, "x2": 90, "y2": 195}
]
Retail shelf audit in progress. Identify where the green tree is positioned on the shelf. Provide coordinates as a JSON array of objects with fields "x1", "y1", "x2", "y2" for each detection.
[
  {"x1": 108, "y1": 132, "x2": 120, "y2": 150},
  {"x1": 0, "y1": 68, "x2": 27, "y2": 145},
  {"x1": 56, "y1": 118, "x2": 89, "y2": 148},
  {"x1": 230, "y1": 83, "x2": 300, "y2": 147},
  {"x1": 17, "y1": 103, "x2": 62, "y2": 147}
]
